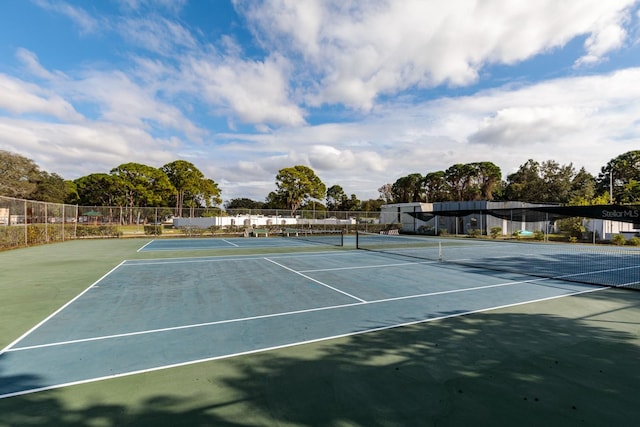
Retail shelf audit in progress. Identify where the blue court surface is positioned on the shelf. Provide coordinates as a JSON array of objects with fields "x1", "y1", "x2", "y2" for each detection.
[
  {"x1": 138, "y1": 235, "x2": 346, "y2": 252},
  {"x1": 0, "y1": 248, "x2": 602, "y2": 399}
]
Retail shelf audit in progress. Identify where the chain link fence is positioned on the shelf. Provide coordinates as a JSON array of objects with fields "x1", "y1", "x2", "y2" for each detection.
[
  {"x1": 0, "y1": 196, "x2": 79, "y2": 249},
  {"x1": 0, "y1": 196, "x2": 389, "y2": 250}
]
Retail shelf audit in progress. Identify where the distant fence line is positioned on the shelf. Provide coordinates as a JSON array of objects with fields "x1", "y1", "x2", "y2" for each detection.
[{"x1": 0, "y1": 196, "x2": 386, "y2": 250}]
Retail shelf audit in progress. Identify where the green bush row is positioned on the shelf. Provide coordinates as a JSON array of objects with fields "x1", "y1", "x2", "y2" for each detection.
[
  {"x1": 75, "y1": 225, "x2": 122, "y2": 238},
  {"x1": 144, "y1": 225, "x2": 163, "y2": 235},
  {"x1": 611, "y1": 234, "x2": 640, "y2": 246}
]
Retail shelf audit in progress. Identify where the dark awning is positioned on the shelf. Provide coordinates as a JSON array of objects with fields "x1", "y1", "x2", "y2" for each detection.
[{"x1": 407, "y1": 204, "x2": 640, "y2": 224}]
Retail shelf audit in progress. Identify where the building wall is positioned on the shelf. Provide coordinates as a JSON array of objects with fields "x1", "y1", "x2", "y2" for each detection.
[{"x1": 584, "y1": 218, "x2": 639, "y2": 240}]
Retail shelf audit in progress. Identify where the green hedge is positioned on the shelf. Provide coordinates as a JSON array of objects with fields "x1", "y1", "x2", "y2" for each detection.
[
  {"x1": 144, "y1": 225, "x2": 163, "y2": 235},
  {"x1": 75, "y1": 225, "x2": 122, "y2": 238},
  {"x1": 0, "y1": 224, "x2": 80, "y2": 249}
]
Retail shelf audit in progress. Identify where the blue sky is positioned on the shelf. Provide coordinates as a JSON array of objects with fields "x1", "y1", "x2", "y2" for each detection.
[{"x1": 1, "y1": 0, "x2": 640, "y2": 202}]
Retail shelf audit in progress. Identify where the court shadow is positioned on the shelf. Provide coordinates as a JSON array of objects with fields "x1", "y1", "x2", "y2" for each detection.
[
  {"x1": 0, "y1": 392, "x2": 248, "y2": 427},
  {"x1": 216, "y1": 290, "x2": 640, "y2": 426},
  {"x1": 0, "y1": 356, "x2": 44, "y2": 401}
]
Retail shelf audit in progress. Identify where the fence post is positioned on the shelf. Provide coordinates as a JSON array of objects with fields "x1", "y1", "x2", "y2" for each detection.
[{"x1": 23, "y1": 199, "x2": 28, "y2": 247}]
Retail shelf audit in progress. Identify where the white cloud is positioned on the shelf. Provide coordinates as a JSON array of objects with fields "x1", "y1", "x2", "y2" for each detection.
[
  {"x1": 0, "y1": 118, "x2": 179, "y2": 177},
  {"x1": 207, "y1": 67, "x2": 640, "y2": 199},
  {"x1": 469, "y1": 106, "x2": 592, "y2": 146},
  {"x1": 70, "y1": 70, "x2": 204, "y2": 137},
  {"x1": 237, "y1": 0, "x2": 638, "y2": 110},
  {"x1": 118, "y1": 16, "x2": 198, "y2": 54},
  {"x1": 116, "y1": 0, "x2": 188, "y2": 14},
  {"x1": 575, "y1": 4, "x2": 631, "y2": 66},
  {"x1": 33, "y1": 0, "x2": 101, "y2": 34},
  {"x1": 3, "y1": 67, "x2": 639, "y2": 201},
  {"x1": 185, "y1": 53, "x2": 307, "y2": 127},
  {"x1": 15, "y1": 48, "x2": 63, "y2": 81},
  {"x1": 0, "y1": 74, "x2": 83, "y2": 121}
]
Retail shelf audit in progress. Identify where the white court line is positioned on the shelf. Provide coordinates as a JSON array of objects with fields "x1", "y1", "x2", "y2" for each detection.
[
  {"x1": 6, "y1": 274, "x2": 597, "y2": 353},
  {"x1": 0, "y1": 285, "x2": 606, "y2": 400},
  {"x1": 6, "y1": 300, "x2": 364, "y2": 352},
  {"x1": 221, "y1": 239, "x2": 239, "y2": 247},
  {"x1": 263, "y1": 257, "x2": 367, "y2": 303},
  {"x1": 0, "y1": 260, "x2": 128, "y2": 355},
  {"x1": 136, "y1": 240, "x2": 155, "y2": 252}
]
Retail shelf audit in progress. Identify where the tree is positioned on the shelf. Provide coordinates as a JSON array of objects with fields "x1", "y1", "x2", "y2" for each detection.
[
  {"x1": 75, "y1": 173, "x2": 125, "y2": 206},
  {"x1": 110, "y1": 163, "x2": 175, "y2": 208},
  {"x1": 0, "y1": 150, "x2": 40, "y2": 198},
  {"x1": 596, "y1": 150, "x2": 640, "y2": 203},
  {"x1": 64, "y1": 180, "x2": 80, "y2": 205},
  {"x1": 391, "y1": 173, "x2": 424, "y2": 203},
  {"x1": 30, "y1": 171, "x2": 67, "y2": 203},
  {"x1": 264, "y1": 191, "x2": 288, "y2": 209},
  {"x1": 503, "y1": 160, "x2": 545, "y2": 202},
  {"x1": 377, "y1": 184, "x2": 393, "y2": 203},
  {"x1": 473, "y1": 162, "x2": 502, "y2": 200},
  {"x1": 272, "y1": 166, "x2": 326, "y2": 214},
  {"x1": 361, "y1": 198, "x2": 384, "y2": 211},
  {"x1": 568, "y1": 167, "x2": 597, "y2": 204},
  {"x1": 162, "y1": 160, "x2": 221, "y2": 215},
  {"x1": 619, "y1": 179, "x2": 640, "y2": 204},
  {"x1": 445, "y1": 164, "x2": 476, "y2": 201},
  {"x1": 326, "y1": 185, "x2": 347, "y2": 210},
  {"x1": 343, "y1": 194, "x2": 362, "y2": 211},
  {"x1": 423, "y1": 171, "x2": 449, "y2": 202},
  {"x1": 540, "y1": 160, "x2": 574, "y2": 203},
  {"x1": 225, "y1": 198, "x2": 265, "y2": 210}
]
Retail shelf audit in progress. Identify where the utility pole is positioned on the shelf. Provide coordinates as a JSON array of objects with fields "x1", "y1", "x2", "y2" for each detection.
[{"x1": 610, "y1": 169, "x2": 613, "y2": 204}]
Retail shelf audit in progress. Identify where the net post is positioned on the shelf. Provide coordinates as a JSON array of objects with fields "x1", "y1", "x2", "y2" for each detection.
[
  {"x1": 438, "y1": 240, "x2": 443, "y2": 262},
  {"x1": 356, "y1": 230, "x2": 359, "y2": 249}
]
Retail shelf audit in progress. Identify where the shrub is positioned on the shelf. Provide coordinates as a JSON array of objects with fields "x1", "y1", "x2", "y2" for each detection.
[
  {"x1": 533, "y1": 230, "x2": 545, "y2": 241},
  {"x1": 611, "y1": 234, "x2": 626, "y2": 246},
  {"x1": 490, "y1": 227, "x2": 502, "y2": 239},
  {"x1": 467, "y1": 228, "x2": 481, "y2": 238},
  {"x1": 144, "y1": 224, "x2": 163, "y2": 235},
  {"x1": 179, "y1": 225, "x2": 206, "y2": 236},
  {"x1": 628, "y1": 237, "x2": 640, "y2": 246},
  {"x1": 75, "y1": 225, "x2": 121, "y2": 238},
  {"x1": 417, "y1": 225, "x2": 434, "y2": 235}
]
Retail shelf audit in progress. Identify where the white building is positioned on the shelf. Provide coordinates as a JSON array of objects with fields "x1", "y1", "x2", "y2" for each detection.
[{"x1": 173, "y1": 214, "x2": 356, "y2": 229}]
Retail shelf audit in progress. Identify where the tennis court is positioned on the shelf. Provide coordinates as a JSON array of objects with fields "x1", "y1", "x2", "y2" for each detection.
[
  {"x1": 1, "y1": 235, "x2": 639, "y2": 425},
  {"x1": 0, "y1": 241, "x2": 604, "y2": 399}
]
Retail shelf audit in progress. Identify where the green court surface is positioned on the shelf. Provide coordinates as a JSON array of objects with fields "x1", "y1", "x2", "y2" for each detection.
[{"x1": 1, "y1": 237, "x2": 640, "y2": 426}]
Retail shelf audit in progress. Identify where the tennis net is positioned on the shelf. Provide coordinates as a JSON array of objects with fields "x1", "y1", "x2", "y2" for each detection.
[
  {"x1": 283, "y1": 229, "x2": 344, "y2": 247},
  {"x1": 356, "y1": 231, "x2": 640, "y2": 289}
]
